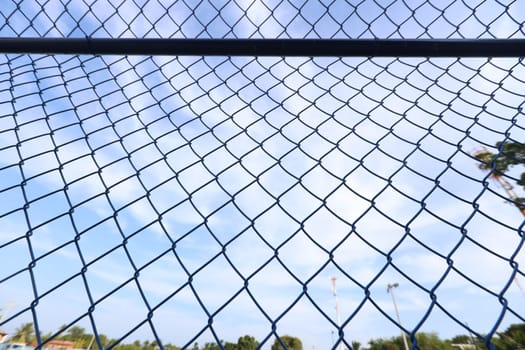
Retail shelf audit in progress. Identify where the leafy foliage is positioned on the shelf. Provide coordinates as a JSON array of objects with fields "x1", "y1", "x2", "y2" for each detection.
[
  {"x1": 57, "y1": 325, "x2": 92, "y2": 348},
  {"x1": 367, "y1": 332, "x2": 486, "y2": 350},
  {"x1": 6, "y1": 322, "x2": 525, "y2": 350},
  {"x1": 202, "y1": 342, "x2": 222, "y2": 350},
  {"x1": 475, "y1": 141, "x2": 525, "y2": 183},
  {"x1": 367, "y1": 335, "x2": 406, "y2": 350},
  {"x1": 271, "y1": 335, "x2": 303, "y2": 350},
  {"x1": 9, "y1": 323, "x2": 35, "y2": 345},
  {"x1": 413, "y1": 332, "x2": 451, "y2": 350},
  {"x1": 493, "y1": 323, "x2": 525, "y2": 350},
  {"x1": 350, "y1": 341, "x2": 361, "y2": 350},
  {"x1": 237, "y1": 335, "x2": 259, "y2": 350},
  {"x1": 475, "y1": 141, "x2": 525, "y2": 207}
]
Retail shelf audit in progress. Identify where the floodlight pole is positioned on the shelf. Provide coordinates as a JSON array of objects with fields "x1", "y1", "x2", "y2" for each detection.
[
  {"x1": 387, "y1": 283, "x2": 409, "y2": 350},
  {"x1": 331, "y1": 276, "x2": 345, "y2": 350}
]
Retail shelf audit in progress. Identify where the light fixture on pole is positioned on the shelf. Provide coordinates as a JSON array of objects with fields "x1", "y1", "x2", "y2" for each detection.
[{"x1": 387, "y1": 283, "x2": 409, "y2": 350}]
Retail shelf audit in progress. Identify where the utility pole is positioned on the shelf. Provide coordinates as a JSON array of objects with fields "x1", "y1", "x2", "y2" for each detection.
[
  {"x1": 387, "y1": 283, "x2": 409, "y2": 350},
  {"x1": 331, "y1": 276, "x2": 345, "y2": 350}
]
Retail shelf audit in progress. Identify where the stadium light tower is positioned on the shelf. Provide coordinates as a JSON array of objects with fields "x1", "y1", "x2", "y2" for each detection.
[
  {"x1": 331, "y1": 276, "x2": 345, "y2": 350},
  {"x1": 387, "y1": 283, "x2": 409, "y2": 350}
]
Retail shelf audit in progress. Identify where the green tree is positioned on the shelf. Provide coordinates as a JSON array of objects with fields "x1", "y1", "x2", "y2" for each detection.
[
  {"x1": 475, "y1": 142, "x2": 525, "y2": 177},
  {"x1": 117, "y1": 341, "x2": 143, "y2": 350},
  {"x1": 224, "y1": 341, "x2": 238, "y2": 350},
  {"x1": 98, "y1": 333, "x2": 110, "y2": 348},
  {"x1": 237, "y1": 335, "x2": 259, "y2": 350},
  {"x1": 449, "y1": 334, "x2": 470, "y2": 344},
  {"x1": 447, "y1": 334, "x2": 483, "y2": 349},
  {"x1": 67, "y1": 326, "x2": 86, "y2": 339},
  {"x1": 59, "y1": 325, "x2": 92, "y2": 348},
  {"x1": 367, "y1": 338, "x2": 400, "y2": 350},
  {"x1": 475, "y1": 142, "x2": 525, "y2": 216},
  {"x1": 475, "y1": 141, "x2": 525, "y2": 208},
  {"x1": 142, "y1": 339, "x2": 158, "y2": 350},
  {"x1": 492, "y1": 323, "x2": 525, "y2": 350},
  {"x1": 165, "y1": 343, "x2": 181, "y2": 350},
  {"x1": 271, "y1": 335, "x2": 302, "y2": 350},
  {"x1": 202, "y1": 341, "x2": 221, "y2": 350},
  {"x1": 391, "y1": 335, "x2": 408, "y2": 350},
  {"x1": 414, "y1": 332, "x2": 448, "y2": 350},
  {"x1": 350, "y1": 341, "x2": 361, "y2": 350},
  {"x1": 10, "y1": 322, "x2": 36, "y2": 345}
]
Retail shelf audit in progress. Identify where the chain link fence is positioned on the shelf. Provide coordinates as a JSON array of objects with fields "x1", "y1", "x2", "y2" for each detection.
[{"x1": 1, "y1": 1, "x2": 525, "y2": 349}]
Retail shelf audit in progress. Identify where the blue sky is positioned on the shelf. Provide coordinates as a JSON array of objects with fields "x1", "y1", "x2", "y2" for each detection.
[{"x1": 1, "y1": 1, "x2": 525, "y2": 349}]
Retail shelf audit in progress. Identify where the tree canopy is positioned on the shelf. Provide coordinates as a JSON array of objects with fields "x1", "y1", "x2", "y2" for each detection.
[
  {"x1": 7, "y1": 322, "x2": 525, "y2": 350},
  {"x1": 475, "y1": 141, "x2": 525, "y2": 186},
  {"x1": 475, "y1": 141, "x2": 525, "y2": 209},
  {"x1": 271, "y1": 335, "x2": 303, "y2": 350},
  {"x1": 9, "y1": 322, "x2": 35, "y2": 345},
  {"x1": 493, "y1": 323, "x2": 525, "y2": 349},
  {"x1": 237, "y1": 335, "x2": 259, "y2": 350}
]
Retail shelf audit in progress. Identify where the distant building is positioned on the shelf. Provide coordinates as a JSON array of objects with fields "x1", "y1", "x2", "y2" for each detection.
[
  {"x1": 451, "y1": 344, "x2": 476, "y2": 350},
  {"x1": 44, "y1": 340, "x2": 75, "y2": 350}
]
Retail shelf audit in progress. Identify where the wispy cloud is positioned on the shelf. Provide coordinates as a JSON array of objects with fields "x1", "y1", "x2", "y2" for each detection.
[{"x1": 2, "y1": 2, "x2": 525, "y2": 349}]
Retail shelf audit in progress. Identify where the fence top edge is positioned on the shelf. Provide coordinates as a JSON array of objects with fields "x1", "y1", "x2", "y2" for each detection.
[{"x1": 0, "y1": 37, "x2": 524, "y2": 57}]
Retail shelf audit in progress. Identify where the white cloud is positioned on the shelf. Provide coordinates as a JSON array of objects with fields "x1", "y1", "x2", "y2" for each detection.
[{"x1": 2, "y1": 19, "x2": 525, "y2": 350}]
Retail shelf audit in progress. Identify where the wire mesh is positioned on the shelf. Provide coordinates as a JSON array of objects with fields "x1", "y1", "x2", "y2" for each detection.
[{"x1": 1, "y1": 1, "x2": 525, "y2": 350}]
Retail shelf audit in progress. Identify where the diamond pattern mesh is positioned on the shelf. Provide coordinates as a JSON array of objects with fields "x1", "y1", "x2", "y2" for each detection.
[{"x1": 1, "y1": 1, "x2": 525, "y2": 350}]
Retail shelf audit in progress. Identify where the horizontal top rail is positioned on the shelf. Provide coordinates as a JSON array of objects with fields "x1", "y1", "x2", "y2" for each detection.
[{"x1": 0, "y1": 37, "x2": 524, "y2": 57}]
